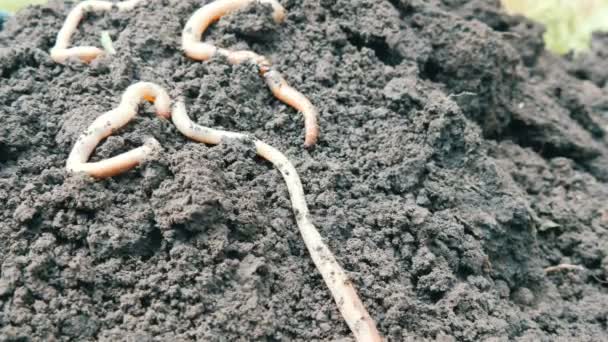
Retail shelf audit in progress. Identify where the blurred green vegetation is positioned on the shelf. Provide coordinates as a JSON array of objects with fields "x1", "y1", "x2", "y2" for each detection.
[
  {"x1": 502, "y1": 0, "x2": 608, "y2": 55},
  {"x1": 0, "y1": 0, "x2": 47, "y2": 13}
]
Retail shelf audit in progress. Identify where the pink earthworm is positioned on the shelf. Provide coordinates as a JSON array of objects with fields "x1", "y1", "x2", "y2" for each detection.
[
  {"x1": 181, "y1": 0, "x2": 319, "y2": 148},
  {"x1": 171, "y1": 100, "x2": 382, "y2": 342},
  {"x1": 50, "y1": 0, "x2": 143, "y2": 63},
  {"x1": 66, "y1": 82, "x2": 171, "y2": 179},
  {"x1": 262, "y1": 68, "x2": 319, "y2": 148}
]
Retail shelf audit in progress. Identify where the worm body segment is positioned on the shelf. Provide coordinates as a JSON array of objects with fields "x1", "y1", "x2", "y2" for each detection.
[
  {"x1": 51, "y1": 0, "x2": 143, "y2": 63},
  {"x1": 66, "y1": 82, "x2": 170, "y2": 179},
  {"x1": 545, "y1": 264, "x2": 585, "y2": 274},
  {"x1": 172, "y1": 101, "x2": 382, "y2": 342},
  {"x1": 181, "y1": 0, "x2": 285, "y2": 61},
  {"x1": 263, "y1": 70, "x2": 319, "y2": 147},
  {"x1": 181, "y1": 0, "x2": 319, "y2": 147}
]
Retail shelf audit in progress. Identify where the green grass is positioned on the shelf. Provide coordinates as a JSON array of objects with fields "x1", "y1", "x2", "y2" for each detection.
[
  {"x1": 502, "y1": 0, "x2": 608, "y2": 55},
  {"x1": 0, "y1": 0, "x2": 48, "y2": 13}
]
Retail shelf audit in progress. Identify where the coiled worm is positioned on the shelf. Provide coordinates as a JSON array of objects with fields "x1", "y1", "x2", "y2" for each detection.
[
  {"x1": 181, "y1": 0, "x2": 319, "y2": 148},
  {"x1": 51, "y1": 0, "x2": 143, "y2": 63},
  {"x1": 66, "y1": 82, "x2": 171, "y2": 179},
  {"x1": 172, "y1": 100, "x2": 382, "y2": 342}
]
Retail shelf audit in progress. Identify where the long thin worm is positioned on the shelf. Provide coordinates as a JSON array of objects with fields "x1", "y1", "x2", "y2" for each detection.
[
  {"x1": 181, "y1": 0, "x2": 319, "y2": 148},
  {"x1": 66, "y1": 82, "x2": 171, "y2": 179},
  {"x1": 544, "y1": 264, "x2": 585, "y2": 274},
  {"x1": 171, "y1": 100, "x2": 383, "y2": 342},
  {"x1": 51, "y1": 0, "x2": 143, "y2": 63}
]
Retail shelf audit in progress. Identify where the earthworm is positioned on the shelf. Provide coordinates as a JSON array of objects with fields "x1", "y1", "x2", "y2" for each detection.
[
  {"x1": 171, "y1": 100, "x2": 382, "y2": 342},
  {"x1": 262, "y1": 69, "x2": 319, "y2": 147},
  {"x1": 50, "y1": 0, "x2": 143, "y2": 63},
  {"x1": 66, "y1": 82, "x2": 171, "y2": 179},
  {"x1": 181, "y1": 0, "x2": 319, "y2": 148},
  {"x1": 544, "y1": 264, "x2": 585, "y2": 274}
]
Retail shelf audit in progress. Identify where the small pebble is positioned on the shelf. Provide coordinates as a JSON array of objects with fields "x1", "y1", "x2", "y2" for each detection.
[{"x1": 513, "y1": 287, "x2": 535, "y2": 306}]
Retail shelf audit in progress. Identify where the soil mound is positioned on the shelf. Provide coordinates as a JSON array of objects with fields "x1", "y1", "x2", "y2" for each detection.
[{"x1": 1, "y1": 0, "x2": 608, "y2": 340}]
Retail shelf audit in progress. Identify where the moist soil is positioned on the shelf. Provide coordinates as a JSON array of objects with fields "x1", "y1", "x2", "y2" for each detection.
[{"x1": 1, "y1": 0, "x2": 608, "y2": 340}]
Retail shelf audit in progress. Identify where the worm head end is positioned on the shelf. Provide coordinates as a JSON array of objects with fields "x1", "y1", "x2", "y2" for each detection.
[
  {"x1": 303, "y1": 130, "x2": 319, "y2": 149},
  {"x1": 259, "y1": 0, "x2": 286, "y2": 23},
  {"x1": 303, "y1": 140, "x2": 316, "y2": 149},
  {"x1": 273, "y1": 9, "x2": 286, "y2": 23}
]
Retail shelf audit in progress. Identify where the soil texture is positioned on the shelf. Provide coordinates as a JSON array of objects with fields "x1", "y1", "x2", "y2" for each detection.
[{"x1": 1, "y1": 0, "x2": 608, "y2": 340}]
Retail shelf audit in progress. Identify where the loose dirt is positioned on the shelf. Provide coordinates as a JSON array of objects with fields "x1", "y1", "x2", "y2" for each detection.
[{"x1": 1, "y1": 0, "x2": 608, "y2": 340}]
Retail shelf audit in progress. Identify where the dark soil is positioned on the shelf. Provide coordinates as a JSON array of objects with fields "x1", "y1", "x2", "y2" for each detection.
[{"x1": 1, "y1": 0, "x2": 608, "y2": 340}]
